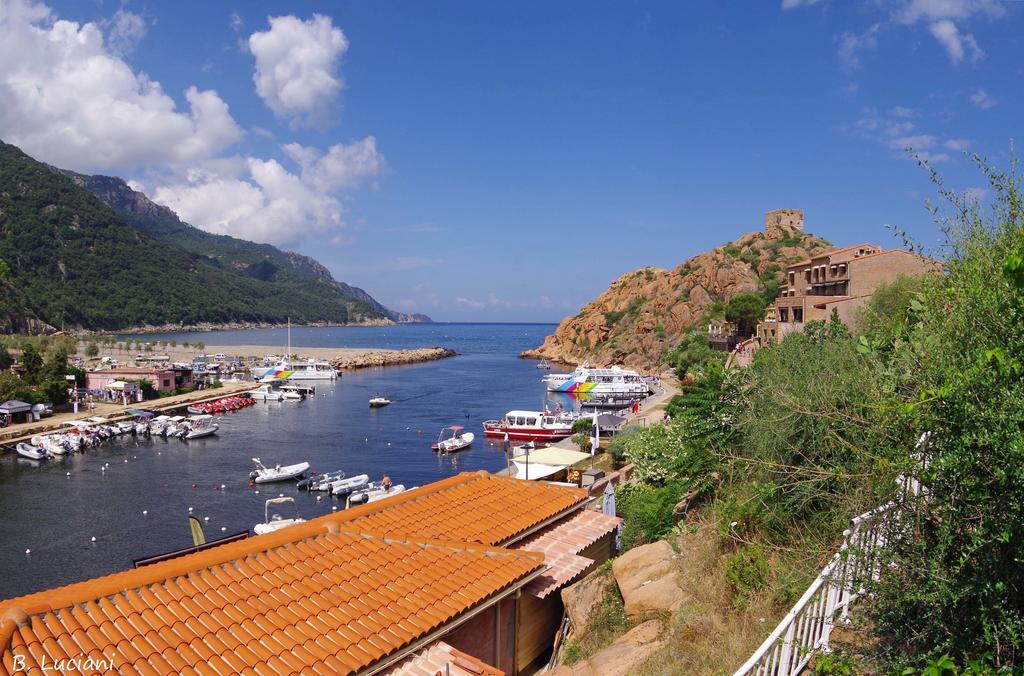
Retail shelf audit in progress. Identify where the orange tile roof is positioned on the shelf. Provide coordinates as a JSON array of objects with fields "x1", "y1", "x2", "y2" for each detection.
[
  {"x1": 1, "y1": 528, "x2": 542, "y2": 675},
  {"x1": 515, "y1": 510, "x2": 622, "y2": 598},
  {"x1": 0, "y1": 472, "x2": 593, "y2": 675},
  {"x1": 345, "y1": 472, "x2": 590, "y2": 546},
  {"x1": 385, "y1": 639, "x2": 504, "y2": 675}
]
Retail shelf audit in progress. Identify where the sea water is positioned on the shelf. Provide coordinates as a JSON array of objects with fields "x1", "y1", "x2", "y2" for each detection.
[{"x1": 0, "y1": 323, "x2": 576, "y2": 598}]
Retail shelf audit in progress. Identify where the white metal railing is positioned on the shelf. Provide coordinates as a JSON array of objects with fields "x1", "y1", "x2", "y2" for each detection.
[{"x1": 733, "y1": 502, "x2": 897, "y2": 676}]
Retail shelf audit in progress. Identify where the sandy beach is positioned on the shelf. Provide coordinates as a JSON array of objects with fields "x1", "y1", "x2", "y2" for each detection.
[{"x1": 76, "y1": 343, "x2": 397, "y2": 364}]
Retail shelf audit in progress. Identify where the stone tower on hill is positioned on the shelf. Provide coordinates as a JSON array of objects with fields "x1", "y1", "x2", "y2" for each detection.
[{"x1": 765, "y1": 209, "x2": 804, "y2": 238}]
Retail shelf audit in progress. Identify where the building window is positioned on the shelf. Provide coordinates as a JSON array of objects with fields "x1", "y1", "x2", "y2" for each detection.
[
  {"x1": 794, "y1": 308, "x2": 803, "y2": 322},
  {"x1": 779, "y1": 308, "x2": 789, "y2": 322}
]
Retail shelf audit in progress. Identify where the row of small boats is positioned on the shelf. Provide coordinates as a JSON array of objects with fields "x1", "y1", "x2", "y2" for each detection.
[{"x1": 186, "y1": 394, "x2": 256, "y2": 415}]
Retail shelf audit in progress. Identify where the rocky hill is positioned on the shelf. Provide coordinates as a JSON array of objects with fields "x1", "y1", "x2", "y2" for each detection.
[
  {"x1": 58, "y1": 170, "x2": 430, "y2": 323},
  {"x1": 523, "y1": 216, "x2": 832, "y2": 370}
]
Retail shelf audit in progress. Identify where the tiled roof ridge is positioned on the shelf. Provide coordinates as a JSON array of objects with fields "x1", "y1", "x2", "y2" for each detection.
[
  {"x1": 0, "y1": 473, "x2": 493, "y2": 618},
  {"x1": 0, "y1": 522, "x2": 543, "y2": 619},
  {"x1": 0, "y1": 527, "x2": 546, "y2": 667}
]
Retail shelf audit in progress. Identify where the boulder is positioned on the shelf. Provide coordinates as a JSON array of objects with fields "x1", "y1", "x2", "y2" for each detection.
[
  {"x1": 612, "y1": 540, "x2": 685, "y2": 617},
  {"x1": 561, "y1": 573, "x2": 612, "y2": 631},
  {"x1": 551, "y1": 620, "x2": 665, "y2": 676}
]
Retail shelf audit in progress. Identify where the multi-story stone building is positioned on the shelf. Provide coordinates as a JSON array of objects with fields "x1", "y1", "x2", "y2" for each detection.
[{"x1": 756, "y1": 244, "x2": 936, "y2": 345}]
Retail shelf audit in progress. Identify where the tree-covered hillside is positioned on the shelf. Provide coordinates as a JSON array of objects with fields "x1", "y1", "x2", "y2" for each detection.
[
  {"x1": 60, "y1": 170, "x2": 431, "y2": 323},
  {"x1": 0, "y1": 140, "x2": 386, "y2": 330}
]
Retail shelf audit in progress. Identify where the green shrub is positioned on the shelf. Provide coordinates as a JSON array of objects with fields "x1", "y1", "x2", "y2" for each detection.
[
  {"x1": 725, "y1": 543, "x2": 769, "y2": 594},
  {"x1": 616, "y1": 482, "x2": 685, "y2": 549},
  {"x1": 607, "y1": 427, "x2": 640, "y2": 466},
  {"x1": 724, "y1": 244, "x2": 741, "y2": 258},
  {"x1": 571, "y1": 417, "x2": 593, "y2": 433}
]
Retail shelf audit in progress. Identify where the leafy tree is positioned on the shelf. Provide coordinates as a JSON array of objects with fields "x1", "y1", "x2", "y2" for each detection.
[
  {"x1": 725, "y1": 292, "x2": 767, "y2": 337},
  {"x1": 866, "y1": 156, "x2": 1024, "y2": 668},
  {"x1": 85, "y1": 341, "x2": 99, "y2": 358},
  {"x1": 195, "y1": 341, "x2": 205, "y2": 352},
  {"x1": 0, "y1": 345, "x2": 12, "y2": 370},
  {"x1": 668, "y1": 332, "x2": 720, "y2": 379},
  {"x1": 18, "y1": 343, "x2": 42, "y2": 382}
]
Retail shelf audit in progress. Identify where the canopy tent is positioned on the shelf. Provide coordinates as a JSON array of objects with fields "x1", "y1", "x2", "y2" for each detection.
[
  {"x1": 105, "y1": 381, "x2": 128, "y2": 390},
  {"x1": 594, "y1": 413, "x2": 627, "y2": 429},
  {"x1": 510, "y1": 446, "x2": 591, "y2": 467},
  {"x1": 0, "y1": 400, "x2": 32, "y2": 414}
]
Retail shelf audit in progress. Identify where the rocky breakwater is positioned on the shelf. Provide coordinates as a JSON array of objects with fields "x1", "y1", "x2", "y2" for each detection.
[
  {"x1": 331, "y1": 347, "x2": 456, "y2": 370},
  {"x1": 523, "y1": 221, "x2": 831, "y2": 371}
]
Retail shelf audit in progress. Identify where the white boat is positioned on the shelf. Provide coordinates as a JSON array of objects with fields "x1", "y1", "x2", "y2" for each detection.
[
  {"x1": 369, "y1": 395, "x2": 391, "y2": 408},
  {"x1": 279, "y1": 385, "x2": 305, "y2": 401},
  {"x1": 254, "y1": 497, "x2": 306, "y2": 535},
  {"x1": 483, "y1": 410, "x2": 574, "y2": 441},
  {"x1": 249, "y1": 457, "x2": 310, "y2": 483},
  {"x1": 16, "y1": 443, "x2": 47, "y2": 460},
  {"x1": 248, "y1": 384, "x2": 284, "y2": 401},
  {"x1": 349, "y1": 484, "x2": 406, "y2": 505},
  {"x1": 330, "y1": 474, "x2": 370, "y2": 496},
  {"x1": 115, "y1": 421, "x2": 135, "y2": 435},
  {"x1": 184, "y1": 415, "x2": 219, "y2": 439},
  {"x1": 296, "y1": 470, "x2": 345, "y2": 490},
  {"x1": 432, "y1": 426, "x2": 474, "y2": 453},
  {"x1": 280, "y1": 359, "x2": 338, "y2": 381},
  {"x1": 542, "y1": 362, "x2": 651, "y2": 395}
]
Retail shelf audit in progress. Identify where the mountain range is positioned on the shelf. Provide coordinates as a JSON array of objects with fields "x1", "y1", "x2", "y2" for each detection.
[{"x1": 0, "y1": 139, "x2": 427, "y2": 333}]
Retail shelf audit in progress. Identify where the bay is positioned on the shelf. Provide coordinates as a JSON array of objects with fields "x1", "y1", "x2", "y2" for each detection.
[{"x1": 0, "y1": 323, "x2": 573, "y2": 599}]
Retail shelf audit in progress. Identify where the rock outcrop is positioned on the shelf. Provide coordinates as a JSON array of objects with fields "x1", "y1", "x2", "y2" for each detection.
[
  {"x1": 561, "y1": 572, "x2": 613, "y2": 631},
  {"x1": 611, "y1": 540, "x2": 686, "y2": 617},
  {"x1": 331, "y1": 347, "x2": 456, "y2": 370},
  {"x1": 550, "y1": 620, "x2": 666, "y2": 676},
  {"x1": 523, "y1": 223, "x2": 831, "y2": 371}
]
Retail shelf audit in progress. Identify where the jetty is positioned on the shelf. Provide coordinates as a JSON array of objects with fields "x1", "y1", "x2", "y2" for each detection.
[
  {"x1": 0, "y1": 381, "x2": 254, "y2": 450},
  {"x1": 331, "y1": 346, "x2": 456, "y2": 370}
]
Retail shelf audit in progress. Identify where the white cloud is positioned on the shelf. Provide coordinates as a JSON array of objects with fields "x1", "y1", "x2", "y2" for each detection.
[
  {"x1": 781, "y1": 0, "x2": 823, "y2": 9},
  {"x1": 105, "y1": 9, "x2": 146, "y2": 56},
  {"x1": 944, "y1": 138, "x2": 970, "y2": 150},
  {"x1": 837, "y1": 23, "x2": 882, "y2": 68},
  {"x1": 248, "y1": 14, "x2": 348, "y2": 126},
  {"x1": 229, "y1": 11, "x2": 242, "y2": 32},
  {"x1": 0, "y1": 0, "x2": 242, "y2": 172},
  {"x1": 970, "y1": 87, "x2": 996, "y2": 109},
  {"x1": 928, "y1": 19, "x2": 984, "y2": 62},
  {"x1": 282, "y1": 137, "x2": 385, "y2": 192},
  {"x1": 896, "y1": 0, "x2": 1004, "y2": 24},
  {"x1": 963, "y1": 186, "x2": 987, "y2": 203},
  {"x1": 151, "y1": 137, "x2": 383, "y2": 247},
  {"x1": 854, "y1": 107, "x2": 958, "y2": 163}
]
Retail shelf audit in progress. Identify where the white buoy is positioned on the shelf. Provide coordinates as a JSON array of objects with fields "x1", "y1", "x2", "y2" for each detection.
[
  {"x1": 220, "y1": 484, "x2": 225, "y2": 489},
  {"x1": 66, "y1": 472, "x2": 70, "y2": 477},
  {"x1": 188, "y1": 507, "x2": 193, "y2": 513},
  {"x1": 332, "y1": 506, "x2": 337, "y2": 511},
  {"x1": 124, "y1": 459, "x2": 128, "y2": 463},
  {"x1": 204, "y1": 517, "x2": 209, "y2": 522},
  {"x1": 279, "y1": 493, "x2": 284, "y2": 498},
  {"x1": 220, "y1": 527, "x2": 226, "y2": 531},
  {"x1": 316, "y1": 496, "x2": 322, "y2": 501},
  {"x1": 364, "y1": 438, "x2": 368, "y2": 442},
  {"x1": 255, "y1": 490, "x2": 260, "y2": 494},
  {"x1": 387, "y1": 442, "x2": 391, "y2": 446},
  {"x1": 142, "y1": 510, "x2": 148, "y2": 515},
  {"x1": 25, "y1": 549, "x2": 30, "y2": 554},
  {"x1": 90, "y1": 536, "x2": 96, "y2": 542}
]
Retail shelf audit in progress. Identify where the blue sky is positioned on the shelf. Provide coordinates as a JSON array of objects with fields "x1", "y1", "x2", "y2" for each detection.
[{"x1": 1, "y1": 1, "x2": 1020, "y2": 321}]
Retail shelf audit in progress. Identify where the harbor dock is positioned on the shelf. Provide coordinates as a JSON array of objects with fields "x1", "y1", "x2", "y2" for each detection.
[{"x1": 0, "y1": 381, "x2": 254, "y2": 449}]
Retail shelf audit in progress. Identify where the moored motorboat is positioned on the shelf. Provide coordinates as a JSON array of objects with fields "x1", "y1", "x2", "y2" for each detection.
[
  {"x1": 349, "y1": 483, "x2": 406, "y2": 505},
  {"x1": 249, "y1": 457, "x2": 310, "y2": 483},
  {"x1": 16, "y1": 442, "x2": 47, "y2": 460},
  {"x1": 296, "y1": 470, "x2": 345, "y2": 490},
  {"x1": 369, "y1": 395, "x2": 391, "y2": 408},
  {"x1": 184, "y1": 415, "x2": 219, "y2": 439},
  {"x1": 279, "y1": 384, "x2": 306, "y2": 401},
  {"x1": 432, "y1": 426, "x2": 474, "y2": 453},
  {"x1": 542, "y1": 362, "x2": 650, "y2": 395},
  {"x1": 248, "y1": 384, "x2": 284, "y2": 401},
  {"x1": 482, "y1": 410, "x2": 574, "y2": 441},
  {"x1": 253, "y1": 497, "x2": 306, "y2": 535},
  {"x1": 329, "y1": 474, "x2": 370, "y2": 496}
]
